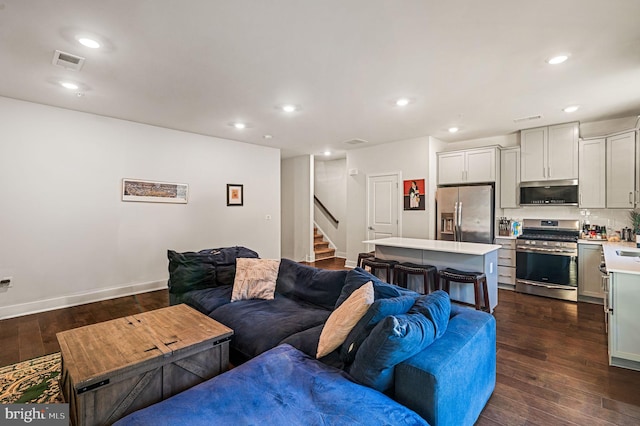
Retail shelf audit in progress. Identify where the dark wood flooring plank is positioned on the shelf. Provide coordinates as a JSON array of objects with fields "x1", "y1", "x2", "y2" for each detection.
[{"x1": 17, "y1": 318, "x2": 44, "y2": 361}]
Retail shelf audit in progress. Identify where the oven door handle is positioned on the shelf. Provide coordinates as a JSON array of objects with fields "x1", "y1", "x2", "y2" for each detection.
[
  {"x1": 518, "y1": 280, "x2": 577, "y2": 291},
  {"x1": 516, "y1": 248, "x2": 576, "y2": 255}
]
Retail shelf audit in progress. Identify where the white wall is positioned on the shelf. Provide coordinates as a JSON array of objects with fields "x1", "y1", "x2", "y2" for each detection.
[
  {"x1": 314, "y1": 158, "x2": 347, "y2": 257},
  {"x1": 346, "y1": 137, "x2": 430, "y2": 266},
  {"x1": 428, "y1": 137, "x2": 446, "y2": 239},
  {"x1": 0, "y1": 97, "x2": 281, "y2": 318},
  {"x1": 281, "y1": 155, "x2": 313, "y2": 262}
]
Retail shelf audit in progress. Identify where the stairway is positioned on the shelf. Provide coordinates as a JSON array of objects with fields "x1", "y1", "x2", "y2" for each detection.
[{"x1": 314, "y1": 228, "x2": 335, "y2": 261}]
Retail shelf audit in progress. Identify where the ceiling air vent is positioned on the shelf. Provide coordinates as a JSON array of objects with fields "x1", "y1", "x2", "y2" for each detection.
[
  {"x1": 52, "y1": 50, "x2": 85, "y2": 71},
  {"x1": 344, "y1": 138, "x2": 368, "y2": 146},
  {"x1": 513, "y1": 114, "x2": 543, "y2": 123}
]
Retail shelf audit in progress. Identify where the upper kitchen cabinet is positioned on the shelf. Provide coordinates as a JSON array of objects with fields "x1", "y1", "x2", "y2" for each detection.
[
  {"x1": 606, "y1": 131, "x2": 637, "y2": 208},
  {"x1": 500, "y1": 147, "x2": 520, "y2": 208},
  {"x1": 437, "y1": 147, "x2": 496, "y2": 185},
  {"x1": 520, "y1": 122, "x2": 579, "y2": 182},
  {"x1": 578, "y1": 138, "x2": 606, "y2": 208}
]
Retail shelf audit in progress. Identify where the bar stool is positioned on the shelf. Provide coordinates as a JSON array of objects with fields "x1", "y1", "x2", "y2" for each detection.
[
  {"x1": 361, "y1": 258, "x2": 398, "y2": 283},
  {"x1": 439, "y1": 268, "x2": 490, "y2": 312},
  {"x1": 393, "y1": 263, "x2": 438, "y2": 294},
  {"x1": 356, "y1": 251, "x2": 375, "y2": 268}
]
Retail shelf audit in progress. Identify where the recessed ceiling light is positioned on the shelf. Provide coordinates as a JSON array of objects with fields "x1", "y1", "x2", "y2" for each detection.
[
  {"x1": 282, "y1": 104, "x2": 297, "y2": 113},
  {"x1": 78, "y1": 38, "x2": 100, "y2": 49},
  {"x1": 263, "y1": 134, "x2": 273, "y2": 139},
  {"x1": 233, "y1": 122, "x2": 246, "y2": 129},
  {"x1": 563, "y1": 105, "x2": 580, "y2": 113},
  {"x1": 396, "y1": 98, "x2": 410, "y2": 107},
  {"x1": 324, "y1": 151, "x2": 331, "y2": 156},
  {"x1": 448, "y1": 127, "x2": 459, "y2": 133},
  {"x1": 60, "y1": 81, "x2": 79, "y2": 90},
  {"x1": 547, "y1": 55, "x2": 569, "y2": 65}
]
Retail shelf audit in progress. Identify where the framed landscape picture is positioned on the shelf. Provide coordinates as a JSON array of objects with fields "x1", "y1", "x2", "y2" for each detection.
[
  {"x1": 122, "y1": 179, "x2": 188, "y2": 203},
  {"x1": 227, "y1": 184, "x2": 244, "y2": 206}
]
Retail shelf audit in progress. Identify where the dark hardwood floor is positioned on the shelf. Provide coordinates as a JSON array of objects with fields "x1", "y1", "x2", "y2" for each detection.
[{"x1": 1, "y1": 257, "x2": 639, "y2": 425}]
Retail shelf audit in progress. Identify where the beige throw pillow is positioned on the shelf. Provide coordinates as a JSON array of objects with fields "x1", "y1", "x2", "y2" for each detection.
[
  {"x1": 316, "y1": 281, "x2": 374, "y2": 358},
  {"x1": 231, "y1": 258, "x2": 281, "y2": 302}
]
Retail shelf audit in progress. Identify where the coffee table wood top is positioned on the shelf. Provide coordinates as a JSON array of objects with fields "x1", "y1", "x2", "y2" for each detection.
[{"x1": 57, "y1": 304, "x2": 232, "y2": 388}]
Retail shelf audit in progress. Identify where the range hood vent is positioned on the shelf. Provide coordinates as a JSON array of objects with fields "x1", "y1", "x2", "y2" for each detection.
[
  {"x1": 513, "y1": 114, "x2": 543, "y2": 123},
  {"x1": 52, "y1": 50, "x2": 85, "y2": 71},
  {"x1": 344, "y1": 138, "x2": 368, "y2": 145}
]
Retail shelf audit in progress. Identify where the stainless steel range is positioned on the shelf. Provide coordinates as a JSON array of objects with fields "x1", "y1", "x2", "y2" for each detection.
[{"x1": 515, "y1": 219, "x2": 580, "y2": 302}]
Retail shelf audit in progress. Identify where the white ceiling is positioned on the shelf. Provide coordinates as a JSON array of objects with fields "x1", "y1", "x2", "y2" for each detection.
[{"x1": 1, "y1": 1, "x2": 639, "y2": 158}]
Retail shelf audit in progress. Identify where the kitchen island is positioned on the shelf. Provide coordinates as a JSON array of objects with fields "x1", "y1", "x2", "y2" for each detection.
[
  {"x1": 363, "y1": 237, "x2": 501, "y2": 312},
  {"x1": 602, "y1": 243, "x2": 640, "y2": 371}
]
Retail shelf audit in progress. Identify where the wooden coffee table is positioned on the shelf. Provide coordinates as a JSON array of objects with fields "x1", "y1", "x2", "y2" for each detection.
[{"x1": 57, "y1": 304, "x2": 233, "y2": 426}]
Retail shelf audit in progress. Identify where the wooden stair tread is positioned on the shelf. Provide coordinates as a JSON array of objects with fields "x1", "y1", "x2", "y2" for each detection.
[
  {"x1": 315, "y1": 248, "x2": 335, "y2": 255},
  {"x1": 313, "y1": 228, "x2": 334, "y2": 260}
]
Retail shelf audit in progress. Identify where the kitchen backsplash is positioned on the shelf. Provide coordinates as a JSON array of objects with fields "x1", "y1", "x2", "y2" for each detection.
[{"x1": 502, "y1": 206, "x2": 633, "y2": 234}]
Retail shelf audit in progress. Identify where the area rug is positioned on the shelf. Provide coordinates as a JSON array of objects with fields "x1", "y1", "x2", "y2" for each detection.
[{"x1": 0, "y1": 353, "x2": 62, "y2": 404}]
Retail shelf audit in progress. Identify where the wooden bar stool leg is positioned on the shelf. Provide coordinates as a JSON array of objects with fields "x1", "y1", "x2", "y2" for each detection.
[
  {"x1": 473, "y1": 280, "x2": 482, "y2": 311},
  {"x1": 481, "y1": 277, "x2": 490, "y2": 312}
]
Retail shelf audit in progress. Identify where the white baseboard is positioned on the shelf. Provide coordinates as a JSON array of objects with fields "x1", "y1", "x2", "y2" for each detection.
[
  {"x1": 0, "y1": 279, "x2": 168, "y2": 320},
  {"x1": 344, "y1": 259, "x2": 357, "y2": 269},
  {"x1": 336, "y1": 251, "x2": 347, "y2": 259}
]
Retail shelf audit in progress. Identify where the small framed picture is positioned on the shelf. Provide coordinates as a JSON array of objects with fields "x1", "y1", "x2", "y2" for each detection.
[{"x1": 227, "y1": 184, "x2": 244, "y2": 206}]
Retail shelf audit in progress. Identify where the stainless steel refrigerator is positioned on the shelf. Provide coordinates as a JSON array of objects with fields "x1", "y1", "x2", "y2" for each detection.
[{"x1": 436, "y1": 184, "x2": 494, "y2": 243}]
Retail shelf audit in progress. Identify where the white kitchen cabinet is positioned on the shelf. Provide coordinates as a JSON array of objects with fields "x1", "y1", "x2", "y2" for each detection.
[
  {"x1": 609, "y1": 271, "x2": 640, "y2": 371},
  {"x1": 437, "y1": 147, "x2": 496, "y2": 185},
  {"x1": 578, "y1": 243, "x2": 604, "y2": 301},
  {"x1": 500, "y1": 147, "x2": 520, "y2": 208},
  {"x1": 495, "y1": 237, "x2": 516, "y2": 289},
  {"x1": 606, "y1": 131, "x2": 637, "y2": 208},
  {"x1": 578, "y1": 138, "x2": 606, "y2": 208},
  {"x1": 520, "y1": 122, "x2": 579, "y2": 182}
]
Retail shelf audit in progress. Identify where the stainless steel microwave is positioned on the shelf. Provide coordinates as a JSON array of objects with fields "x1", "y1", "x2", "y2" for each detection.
[{"x1": 519, "y1": 179, "x2": 578, "y2": 206}]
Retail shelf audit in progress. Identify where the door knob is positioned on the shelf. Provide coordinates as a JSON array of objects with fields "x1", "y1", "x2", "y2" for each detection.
[{"x1": 368, "y1": 226, "x2": 375, "y2": 230}]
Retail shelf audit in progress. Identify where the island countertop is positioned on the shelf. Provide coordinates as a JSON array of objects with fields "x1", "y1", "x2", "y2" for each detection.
[
  {"x1": 603, "y1": 242, "x2": 640, "y2": 275},
  {"x1": 363, "y1": 237, "x2": 501, "y2": 256}
]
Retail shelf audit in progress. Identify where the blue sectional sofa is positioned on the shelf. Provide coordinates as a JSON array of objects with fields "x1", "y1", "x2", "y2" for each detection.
[{"x1": 125, "y1": 248, "x2": 496, "y2": 425}]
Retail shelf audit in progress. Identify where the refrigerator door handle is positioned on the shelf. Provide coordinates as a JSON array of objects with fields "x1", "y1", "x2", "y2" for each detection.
[
  {"x1": 457, "y1": 201, "x2": 462, "y2": 241},
  {"x1": 453, "y1": 202, "x2": 458, "y2": 241}
]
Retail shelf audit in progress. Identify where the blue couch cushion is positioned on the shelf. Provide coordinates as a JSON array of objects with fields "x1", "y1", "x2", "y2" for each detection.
[
  {"x1": 114, "y1": 344, "x2": 429, "y2": 426},
  {"x1": 275, "y1": 258, "x2": 348, "y2": 310},
  {"x1": 167, "y1": 246, "x2": 259, "y2": 293},
  {"x1": 339, "y1": 295, "x2": 417, "y2": 365},
  {"x1": 209, "y1": 295, "x2": 331, "y2": 359},
  {"x1": 348, "y1": 313, "x2": 436, "y2": 392},
  {"x1": 409, "y1": 290, "x2": 451, "y2": 339},
  {"x1": 335, "y1": 267, "x2": 418, "y2": 308},
  {"x1": 280, "y1": 325, "x2": 343, "y2": 369},
  {"x1": 394, "y1": 308, "x2": 496, "y2": 426},
  {"x1": 180, "y1": 286, "x2": 232, "y2": 315}
]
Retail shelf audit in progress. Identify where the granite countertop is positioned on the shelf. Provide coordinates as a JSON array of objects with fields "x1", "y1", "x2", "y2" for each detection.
[
  {"x1": 362, "y1": 237, "x2": 501, "y2": 256},
  {"x1": 602, "y1": 242, "x2": 640, "y2": 275}
]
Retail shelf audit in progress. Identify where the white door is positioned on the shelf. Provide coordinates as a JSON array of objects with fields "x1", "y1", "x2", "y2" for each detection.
[{"x1": 367, "y1": 173, "x2": 399, "y2": 241}]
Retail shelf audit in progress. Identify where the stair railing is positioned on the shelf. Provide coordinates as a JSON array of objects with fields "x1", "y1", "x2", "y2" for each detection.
[{"x1": 314, "y1": 196, "x2": 339, "y2": 226}]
